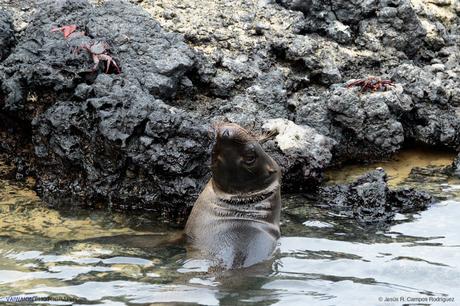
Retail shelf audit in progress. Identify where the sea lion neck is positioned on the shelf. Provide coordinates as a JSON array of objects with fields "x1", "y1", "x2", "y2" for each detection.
[
  {"x1": 211, "y1": 177, "x2": 280, "y2": 202},
  {"x1": 210, "y1": 179, "x2": 280, "y2": 225},
  {"x1": 211, "y1": 123, "x2": 281, "y2": 194}
]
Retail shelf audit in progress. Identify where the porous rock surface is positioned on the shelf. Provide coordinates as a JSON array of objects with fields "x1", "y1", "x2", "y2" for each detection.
[
  {"x1": 0, "y1": 0, "x2": 459, "y2": 218},
  {"x1": 1, "y1": 1, "x2": 211, "y2": 214},
  {"x1": 317, "y1": 169, "x2": 433, "y2": 224},
  {"x1": 0, "y1": 10, "x2": 14, "y2": 61},
  {"x1": 452, "y1": 153, "x2": 460, "y2": 176}
]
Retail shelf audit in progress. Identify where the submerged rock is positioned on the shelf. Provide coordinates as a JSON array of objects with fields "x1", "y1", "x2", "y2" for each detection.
[
  {"x1": 318, "y1": 169, "x2": 433, "y2": 224},
  {"x1": 389, "y1": 188, "x2": 433, "y2": 213}
]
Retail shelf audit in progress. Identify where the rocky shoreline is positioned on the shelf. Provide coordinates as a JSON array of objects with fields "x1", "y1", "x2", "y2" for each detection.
[
  {"x1": 0, "y1": 0, "x2": 459, "y2": 223},
  {"x1": 317, "y1": 169, "x2": 433, "y2": 225}
]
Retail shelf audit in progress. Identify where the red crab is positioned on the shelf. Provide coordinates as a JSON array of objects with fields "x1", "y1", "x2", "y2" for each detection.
[
  {"x1": 51, "y1": 25, "x2": 121, "y2": 74},
  {"x1": 51, "y1": 24, "x2": 84, "y2": 39},
  {"x1": 79, "y1": 41, "x2": 121, "y2": 74},
  {"x1": 346, "y1": 77, "x2": 394, "y2": 92}
]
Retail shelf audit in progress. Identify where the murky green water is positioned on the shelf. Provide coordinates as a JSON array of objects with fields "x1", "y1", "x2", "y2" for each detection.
[{"x1": 0, "y1": 150, "x2": 459, "y2": 305}]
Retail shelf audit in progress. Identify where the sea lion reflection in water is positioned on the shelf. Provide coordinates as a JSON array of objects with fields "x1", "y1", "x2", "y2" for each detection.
[{"x1": 185, "y1": 123, "x2": 281, "y2": 269}]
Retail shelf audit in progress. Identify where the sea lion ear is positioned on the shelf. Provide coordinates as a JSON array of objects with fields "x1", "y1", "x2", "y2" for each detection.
[
  {"x1": 266, "y1": 165, "x2": 277, "y2": 174},
  {"x1": 211, "y1": 119, "x2": 231, "y2": 132}
]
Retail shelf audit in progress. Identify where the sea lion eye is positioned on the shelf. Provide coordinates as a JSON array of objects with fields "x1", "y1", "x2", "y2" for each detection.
[{"x1": 244, "y1": 154, "x2": 256, "y2": 164}]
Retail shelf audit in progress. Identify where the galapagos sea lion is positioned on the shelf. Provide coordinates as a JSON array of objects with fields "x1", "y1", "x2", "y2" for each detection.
[{"x1": 185, "y1": 123, "x2": 281, "y2": 269}]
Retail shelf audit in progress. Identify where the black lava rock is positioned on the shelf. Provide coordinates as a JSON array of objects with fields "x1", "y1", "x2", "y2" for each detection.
[
  {"x1": 277, "y1": 0, "x2": 426, "y2": 55},
  {"x1": 452, "y1": 153, "x2": 460, "y2": 177},
  {"x1": 0, "y1": 0, "x2": 458, "y2": 220},
  {"x1": 318, "y1": 169, "x2": 433, "y2": 224},
  {"x1": 389, "y1": 188, "x2": 433, "y2": 213},
  {"x1": 1, "y1": 0, "x2": 209, "y2": 217},
  {"x1": 0, "y1": 10, "x2": 15, "y2": 61}
]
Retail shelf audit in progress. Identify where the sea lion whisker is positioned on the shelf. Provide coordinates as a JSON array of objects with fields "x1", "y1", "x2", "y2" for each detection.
[{"x1": 259, "y1": 129, "x2": 278, "y2": 144}]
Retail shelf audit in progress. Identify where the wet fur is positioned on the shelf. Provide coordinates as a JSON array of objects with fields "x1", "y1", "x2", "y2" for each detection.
[
  {"x1": 186, "y1": 122, "x2": 282, "y2": 269},
  {"x1": 209, "y1": 121, "x2": 277, "y2": 144}
]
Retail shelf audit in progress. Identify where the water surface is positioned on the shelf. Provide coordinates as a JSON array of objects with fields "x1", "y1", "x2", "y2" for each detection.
[{"x1": 0, "y1": 150, "x2": 459, "y2": 305}]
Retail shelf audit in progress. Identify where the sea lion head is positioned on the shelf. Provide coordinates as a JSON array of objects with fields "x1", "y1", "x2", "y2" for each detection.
[{"x1": 211, "y1": 123, "x2": 280, "y2": 194}]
